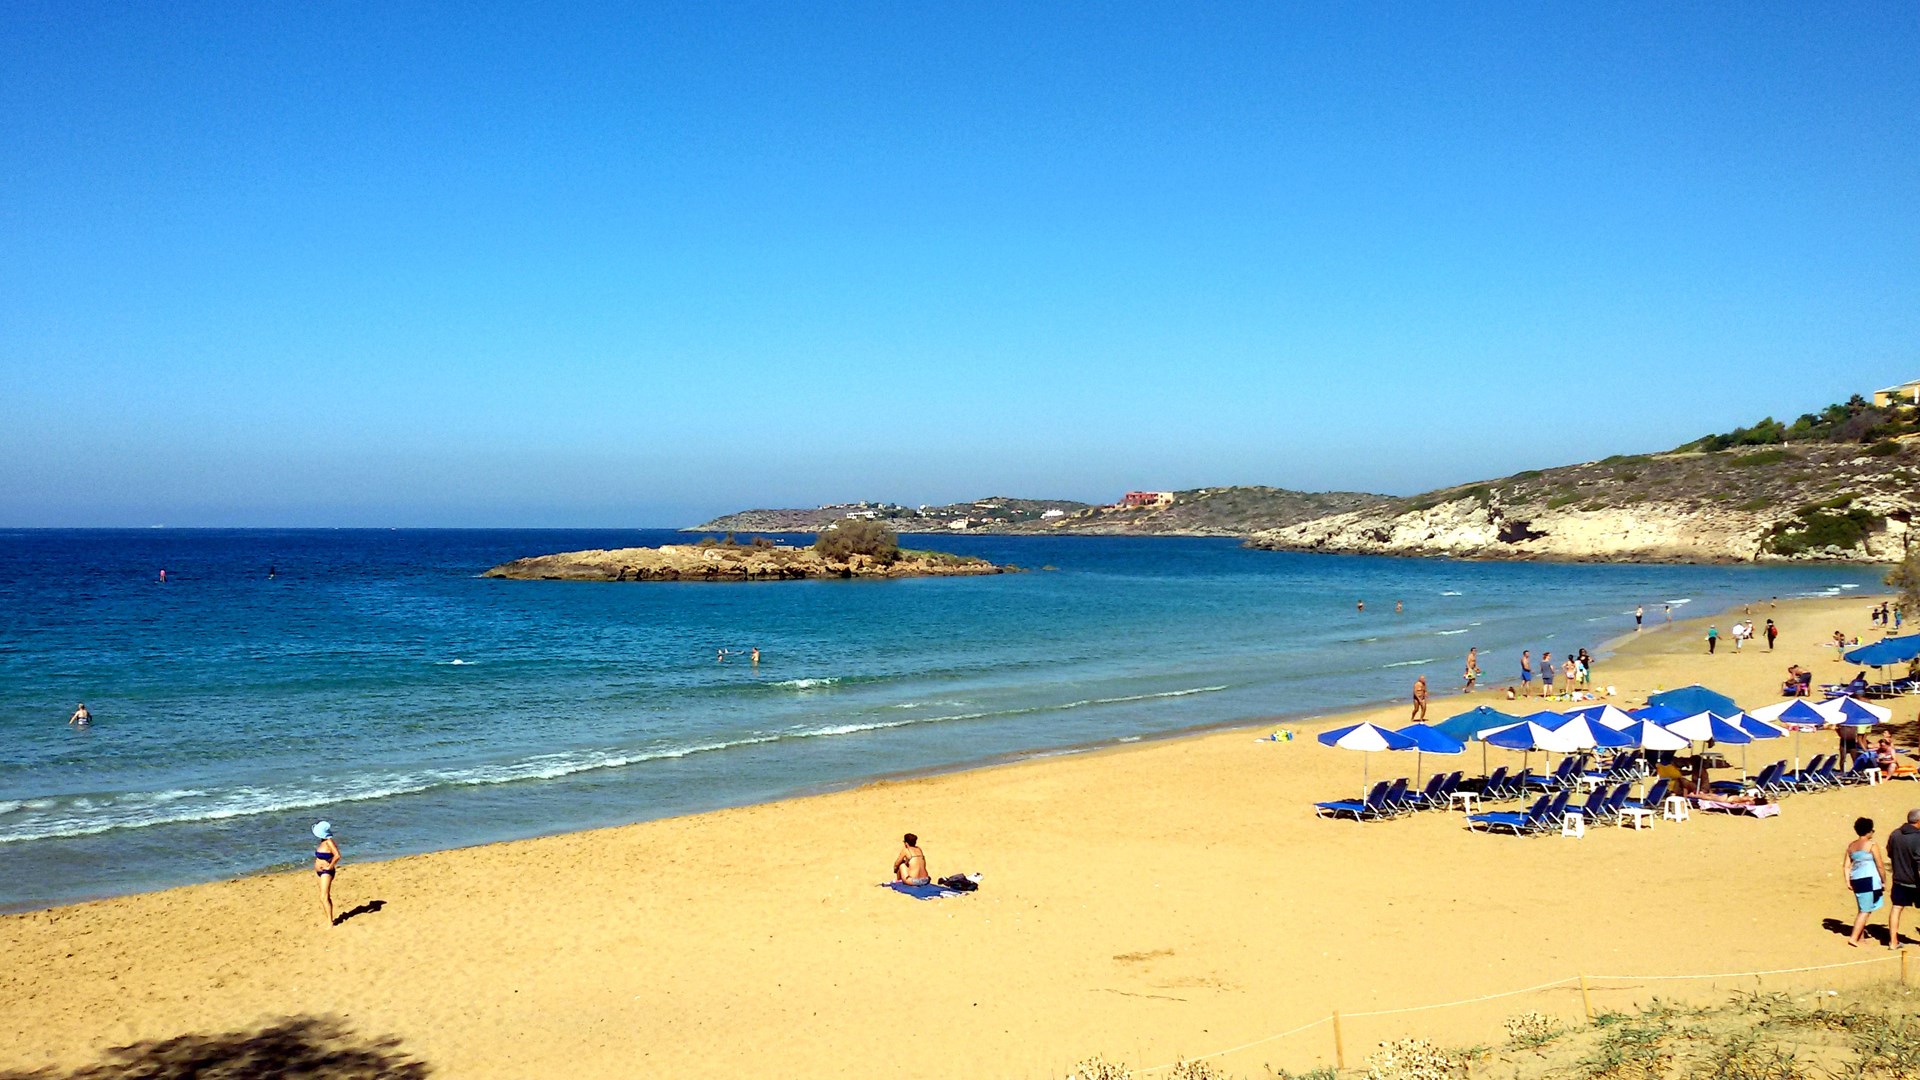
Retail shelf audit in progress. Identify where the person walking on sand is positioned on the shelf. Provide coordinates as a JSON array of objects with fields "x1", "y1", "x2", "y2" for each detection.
[
  {"x1": 1562, "y1": 656, "x2": 1576, "y2": 693},
  {"x1": 1519, "y1": 650, "x2": 1532, "y2": 697},
  {"x1": 1463, "y1": 648, "x2": 1479, "y2": 693},
  {"x1": 1411, "y1": 675, "x2": 1428, "y2": 720},
  {"x1": 1766, "y1": 619, "x2": 1778, "y2": 651},
  {"x1": 1706, "y1": 626, "x2": 1718, "y2": 655},
  {"x1": 1847, "y1": 817, "x2": 1889, "y2": 947},
  {"x1": 1635, "y1": 605, "x2": 1643, "y2": 631},
  {"x1": 1540, "y1": 652, "x2": 1555, "y2": 697},
  {"x1": 1664, "y1": 603, "x2": 1672, "y2": 622},
  {"x1": 312, "y1": 821, "x2": 342, "y2": 927},
  {"x1": 893, "y1": 833, "x2": 930, "y2": 886},
  {"x1": 67, "y1": 703, "x2": 91, "y2": 727},
  {"x1": 1887, "y1": 811, "x2": 1920, "y2": 949}
]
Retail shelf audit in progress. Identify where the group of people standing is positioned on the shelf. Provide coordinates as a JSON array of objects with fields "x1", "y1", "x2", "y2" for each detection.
[
  {"x1": 1871, "y1": 602, "x2": 1904, "y2": 630},
  {"x1": 1706, "y1": 618, "x2": 1777, "y2": 654},
  {"x1": 1511, "y1": 648, "x2": 1597, "y2": 697}
]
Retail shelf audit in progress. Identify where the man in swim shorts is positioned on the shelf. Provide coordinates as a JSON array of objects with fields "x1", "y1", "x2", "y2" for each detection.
[
  {"x1": 893, "y1": 833, "x2": 930, "y2": 886},
  {"x1": 1888, "y1": 810, "x2": 1920, "y2": 949},
  {"x1": 1520, "y1": 650, "x2": 1532, "y2": 696}
]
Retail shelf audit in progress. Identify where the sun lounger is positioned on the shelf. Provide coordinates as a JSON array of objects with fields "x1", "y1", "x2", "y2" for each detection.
[
  {"x1": 1468, "y1": 794, "x2": 1551, "y2": 834},
  {"x1": 1315, "y1": 781, "x2": 1390, "y2": 821},
  {"x1": 1626, "y1": 778, "x2": 1670, "y2": 813},
  {"x1": 1406, "y1": 773, "x2": 1448, "y2": 810}
]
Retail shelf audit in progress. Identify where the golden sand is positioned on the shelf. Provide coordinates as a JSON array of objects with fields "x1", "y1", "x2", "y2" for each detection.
[{"x1": 3, "y1": 593, "x2": 1914, "y2": 1077}]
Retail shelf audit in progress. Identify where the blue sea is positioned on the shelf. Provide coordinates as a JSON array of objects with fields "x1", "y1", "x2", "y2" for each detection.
[{"x1": 0, "y1": 529, "x2": 1885, "y2": 910}]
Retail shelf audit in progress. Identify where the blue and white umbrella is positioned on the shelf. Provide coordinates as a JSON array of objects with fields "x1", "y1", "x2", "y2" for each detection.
[
  {"x1": 1749, "y1": 699, "x2": 1832, "y2": 727},
  {"x1": 1319, "y1": 721, "x2": 1417, "y2": 788},
  {"x1": 1546, "y1": 713, "x2": 1636, "y2": 750},
  {"x1": 1664, "y1": 711, "x2": 1753, "y2": 745},
  {"x1": 1817, "y1": 696, "x2": 1893, "y2": 726},
  {"x1": 1615, "y1": 719, "x2": 1690, "y2": 752},
  {"x1": 1561, "y1": 703, "x2": 1638, "y2": 731},
  {"x1": 1748, "y1": 699, "x2": 1834, "y2": 769}
]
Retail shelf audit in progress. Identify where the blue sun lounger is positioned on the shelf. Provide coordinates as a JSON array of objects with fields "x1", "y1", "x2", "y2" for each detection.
[
  {"x1": 1316, "y1": 781, "x2": 1390, "y2": 820},
  {"x1": 1468, "y1": 794, "x2": 1552, "y2": 834}
]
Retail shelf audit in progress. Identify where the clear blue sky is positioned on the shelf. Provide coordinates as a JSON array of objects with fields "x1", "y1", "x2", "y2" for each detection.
[{"x1": 4, "y1": 4, "x2": 1916, "y2": 526}]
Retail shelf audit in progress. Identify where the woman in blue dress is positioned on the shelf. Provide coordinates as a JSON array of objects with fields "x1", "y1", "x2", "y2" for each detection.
[{"x1": 1848, "y1": 816, "x2": 1889, "y2": 946}]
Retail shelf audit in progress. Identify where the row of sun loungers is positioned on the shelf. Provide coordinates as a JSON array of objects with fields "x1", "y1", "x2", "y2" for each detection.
[{"x1": 1316, "y1": 749, "x2": 1901, "y2": 831}]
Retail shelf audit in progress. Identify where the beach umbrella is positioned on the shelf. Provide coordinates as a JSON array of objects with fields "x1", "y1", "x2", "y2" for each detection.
[
  {"x1": 1482, "y1": 720, "x2": 1590, "y2": 754},
  {"x1": 1395, "y1": 722, "x2": 1466, "y2": 781},
  {"x1": 1544, "y1": 713, "x2": 1636, "y2": 750},
  {"x1": 1748, "y1": 699, "x2": 1833, "y2": 770},
  {"x1": 1664, "y1": 711, "x2": 1753, "y2": 745},
  {"x1": 1844, "y1": 633, "x2": 1920, "y2": 666},
  {"x1": 1615, "y1": 720, "x2": 1691, "y2": 751},
  {"x1": 1665, "y1": 710, "x2": 1752, "y2": 783},
  {"x1": 1818, "y1": 697, "x2": 1893, "y2": 726},
  {"x1": 1433, "y1": 706, "x2": 1523, "y2": 743},
  {"x1": 1561, "y1": 703, "x2": 1637, "y2": 731},
  {"x1": 1318, "y1": 721, "x2": 1417, "y2": 789},
  {"x1": 1630, "y1": 704, "x2": 1689, "y2": 725},
  {"x1": 1647, "y1": 685, "x2": 1740, "y2": 717},
  {"x1": 1735, "y1": 714, "x2": 1789, "y2": 741},
  {"x1": 1749, "y1": 699, "x2": 1833, "y2": 726}
]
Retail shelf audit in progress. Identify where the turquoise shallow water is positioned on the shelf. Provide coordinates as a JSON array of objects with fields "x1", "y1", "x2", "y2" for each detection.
[{"x1": 0, "y1": 529, "x2": 1884, "y2": 910}]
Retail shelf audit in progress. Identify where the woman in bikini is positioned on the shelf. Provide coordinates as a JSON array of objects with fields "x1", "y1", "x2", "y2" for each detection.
[{"x1": 313, "y1": 821, "x2": 342, "y2": 926}]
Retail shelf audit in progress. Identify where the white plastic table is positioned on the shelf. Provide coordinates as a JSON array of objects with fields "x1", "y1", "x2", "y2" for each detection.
[
  {"x1": 1449, "y1": 791, "x2": 1481, "y2": 814},
  {"x1": 1561, "y1": 810, "x2": 1585, "y2": 838},
  {"x1": 1622, "y1": 807, "x2": 1655, "y2": 831}
]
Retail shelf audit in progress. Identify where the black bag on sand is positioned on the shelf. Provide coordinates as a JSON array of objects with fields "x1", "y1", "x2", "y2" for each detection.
[{"x1": 937, "y1": 874, "x2": 978, "y2": 892}]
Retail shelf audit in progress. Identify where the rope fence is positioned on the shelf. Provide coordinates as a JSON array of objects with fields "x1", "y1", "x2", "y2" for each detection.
[{"x1": 1135, "y1": 950, "x2": 1909, "y2": 1075}]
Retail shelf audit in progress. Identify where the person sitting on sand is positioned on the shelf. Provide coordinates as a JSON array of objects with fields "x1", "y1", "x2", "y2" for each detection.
[
  {"x1": 67, "y1": 703, "x2": 91, "y2": 727},
  {"x1": 313, "y1": 821, "x2": 342, "y2": 926},
  {"x1": 893, "y1": 833, "x2": 930, "y2": 886}
]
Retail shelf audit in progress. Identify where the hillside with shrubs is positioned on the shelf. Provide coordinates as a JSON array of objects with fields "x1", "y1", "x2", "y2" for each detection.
[{"x1": 1250, "y1": 396, "x2": 1920, "y2": 563}]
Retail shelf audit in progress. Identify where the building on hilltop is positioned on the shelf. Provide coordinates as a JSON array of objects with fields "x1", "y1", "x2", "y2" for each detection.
[
  {"x1": 1117, "y1": 491, "x2": 1175, "y2": 509},
  {"x1": 1873, "y1": 380, "x2": 1920, "y2": 407}
]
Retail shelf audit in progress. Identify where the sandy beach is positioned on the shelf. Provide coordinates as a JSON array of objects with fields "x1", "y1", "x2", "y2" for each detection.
[{"x1": 4, "y1": 591, "x2": 1915, "y2": 1078}]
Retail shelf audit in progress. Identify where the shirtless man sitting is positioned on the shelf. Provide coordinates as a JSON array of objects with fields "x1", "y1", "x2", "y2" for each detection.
[{"x1": 893, "y1": 833, "x2": 930, "y2": 886}]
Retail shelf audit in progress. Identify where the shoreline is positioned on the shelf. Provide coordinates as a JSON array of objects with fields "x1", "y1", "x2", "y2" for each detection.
[
  {"x1": 1, "y1": 584, "x2": 1879, "y2": 917},
  {"x1": 6, "y1": 589, "x2": 1908, "y2": 1078}
]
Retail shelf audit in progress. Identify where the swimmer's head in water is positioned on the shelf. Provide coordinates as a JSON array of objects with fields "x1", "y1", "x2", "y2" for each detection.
[{"x1": 903, "y1": 833, "x2": 917, "y2": 846}]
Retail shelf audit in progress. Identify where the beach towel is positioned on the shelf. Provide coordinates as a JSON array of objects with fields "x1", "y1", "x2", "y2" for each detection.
[{"x1": 884, "y1": 881, "x2": 962, "y2": 900}]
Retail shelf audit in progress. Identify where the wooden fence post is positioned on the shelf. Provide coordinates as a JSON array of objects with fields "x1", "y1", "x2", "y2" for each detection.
[
  {"x1": 1580, "y1": 975, "x2": 1594, "y2": 1022},
  {"x1": 1331, "y1": 1010, "x2": 1345, "y2": 1072}
]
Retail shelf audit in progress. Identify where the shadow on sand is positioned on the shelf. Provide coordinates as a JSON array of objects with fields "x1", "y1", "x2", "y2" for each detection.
[
  {"x1": 335, "y1": 899, "x2": 386, "y2": 925},
  {"x1": 1820, "y1": 915, "x2": 1908, "y2": 948},
  {"x1": 0, "y1": 1016, "x2": 429, "y2": 1079}
]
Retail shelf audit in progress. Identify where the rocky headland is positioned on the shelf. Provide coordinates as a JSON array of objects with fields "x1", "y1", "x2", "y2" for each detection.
[
  {"x1": 1248, "y1": 442, "x2": 1920, "y2": 563},
  {"x1": 484, "y1": 542, "x2": 1016, "y2": 581}
]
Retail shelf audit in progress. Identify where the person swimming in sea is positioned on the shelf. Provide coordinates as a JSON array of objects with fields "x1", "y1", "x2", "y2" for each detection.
[
  {"x1": 67, "y1": 703, "x2": 91, "y2": 727},
  {"x1": 313, "y1": 821, "x2": 342, "y2": 927}
]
